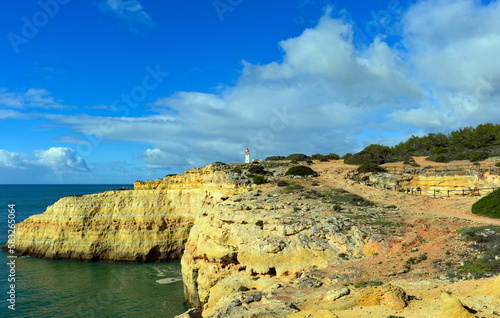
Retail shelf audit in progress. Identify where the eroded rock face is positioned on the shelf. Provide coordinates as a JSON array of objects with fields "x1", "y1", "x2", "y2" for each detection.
[
  {"x1": 12, "y1": 164, "x2": 247, "y2": 262},
  {"x1": 181, "y1": 191, "x2": 367, "y2": 309}
]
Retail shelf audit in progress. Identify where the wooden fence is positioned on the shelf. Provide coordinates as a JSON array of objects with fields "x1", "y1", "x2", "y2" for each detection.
[{"x1": 399, "y1": 187, "x2": 497, "y2": 198}]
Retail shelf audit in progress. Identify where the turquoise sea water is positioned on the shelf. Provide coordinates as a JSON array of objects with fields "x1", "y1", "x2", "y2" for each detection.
[{"x1": 0, "y1": 185, "x2": 188, "y2": 318}]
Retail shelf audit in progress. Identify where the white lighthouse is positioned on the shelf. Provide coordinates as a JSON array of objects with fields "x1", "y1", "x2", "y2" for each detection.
[{"x1": 245, "y1": 148, "x2": 250, "y2": 163}]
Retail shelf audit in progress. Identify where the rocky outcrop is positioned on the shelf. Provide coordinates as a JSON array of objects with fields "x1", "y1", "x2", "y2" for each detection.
[
  {"x1": 12, "y1": 164, "x2": 247, "y2": 262},
  {"x1": 439, "y1": 293, "x2": 476, "y2": 318},
  {"x1": 181, "y1": 190, "x2": 367, "y2": 311}
]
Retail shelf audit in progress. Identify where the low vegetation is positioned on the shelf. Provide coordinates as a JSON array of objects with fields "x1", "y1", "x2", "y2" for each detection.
[
  {"x1": 284, "y1": 165, "x2": 318, "y2": 177},
  {"x1": 471, "y1": 188, "x2": 500, "y2": 218},
  {"x1": 354, "y1": 280, "x2": 383, "y2": 288},
  {"x1": 457, "y1": 226, "x2": 500, "y2": 279}
]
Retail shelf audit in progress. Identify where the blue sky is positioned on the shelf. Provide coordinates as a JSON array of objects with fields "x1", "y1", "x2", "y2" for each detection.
[{"x1": 1, "y1": 0, "x2": 500, "y2": 184}]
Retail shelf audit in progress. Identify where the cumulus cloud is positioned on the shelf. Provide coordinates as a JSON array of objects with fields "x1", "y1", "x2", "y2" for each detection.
[
  {"x1": 38, "y1": 2, "x2": 500, "y2": 171},
  {"x1": 393, "y1": 0, "x2": 500, "y2": 128},
  {"x1": 0, "y1": 148, "x2": 90, "y2": 172},
  {"x1": 35, "y1": 147, "x2": 90, "y2": 172},
  {"x1": 45, "y1": 12, "x2": 423, "y2": 164},
  {"x1": 101, "y1": 0, "x2": 155, "y2": 30}
]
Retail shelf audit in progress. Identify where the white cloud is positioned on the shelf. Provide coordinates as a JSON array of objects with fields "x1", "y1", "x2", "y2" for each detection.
[
  {"x1": 0, "y1": 88, "x2": 66, "y2": 109},
  {"x1": 0, "y1": 148, "x2": 90, "y2": 172},
  {"x1": 394, "y1": 0, "x2": 500, "y2": 128},
  {"x1": 34, "y1": 147, "x2": 90, "y2": 172},
  {"x1": 101, "y1": 0, "x2": 155, "y2": 30},
  {"x1": 44, "y1": 13, "x2": 423, "y2": 164},
  {"x1": 141, "y1": 148, "x2": 189, "y2": 169},
  {"x1": 0, "y1": 150, "x2": 32, "y2": 169},
  {"x1": 32, "y1": 2, "x2": 500, "y2": 172}
]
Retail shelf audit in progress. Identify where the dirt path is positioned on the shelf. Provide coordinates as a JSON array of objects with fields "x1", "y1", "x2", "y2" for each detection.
[{"x1": 312, "y1": 160, "x2": 500, "y2": 226}]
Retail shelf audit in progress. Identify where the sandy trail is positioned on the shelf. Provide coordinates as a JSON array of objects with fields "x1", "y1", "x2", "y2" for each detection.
[{"x1": 313, "y1": 160, "x2": 500, "y2": 226}]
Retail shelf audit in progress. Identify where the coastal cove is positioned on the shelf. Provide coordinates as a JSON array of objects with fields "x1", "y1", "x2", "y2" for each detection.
[{"x1": 0, "y1": 185, "x2": 188, "y2": 318}]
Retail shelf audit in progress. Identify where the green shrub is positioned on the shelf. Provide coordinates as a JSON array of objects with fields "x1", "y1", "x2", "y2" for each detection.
[
  {"x1": 285, "y1": 153, "x2": 308, "y2": 161},
  {"x1": 454, "y1": 152, "x2": 468, "y2": 161},
  {"x1": 277, "y1": 180, "x2": 288, "y2": 187},
  {"x1": 341, "y1": 153, "x2": 352, "y2": 160},
  {"x1": 357, "y1": 162, "x2": 388, "y2": 173},
  {"x1": 253, "y1": 175, "x2": 267, "y2": 185},
  {"x1": 457, "y1": 225, "x2": 500, "y2": 242},
  {"x1": 326, "y1": 153, "x2": 340, "y2": 160},
  {"x1": 496, "y1": 161, "x2": 500, "y2": 167},
  {"x1": 354, "y1": 280, "x2": 383, "y2": 288},
  {"x1": 426, "y1": 153, "x2": 450, "y2": 163},
  {"x1": 230, "y1": 167, "x2": 242, "y2": 175},
  {"x1": 265, "y1": 156, "x2": 285, "y2": 161},
  {"x1": 468, "y1": 151, "x2": 489, "y2": 162},
  {"x1": 285, "y1": 165, "x2": 318, "y2": 177},
  {"x1": 471, "y1": 188, "x2": 500, "y2": 218},
  {"x1": 457, "y1": 225, "x2": 500, "y2": 278},
  {"x1": 248, "y1": 165, "x2": 265, "y2": 174}
]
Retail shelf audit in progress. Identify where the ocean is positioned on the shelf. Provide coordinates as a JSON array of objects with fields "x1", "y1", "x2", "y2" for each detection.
[{"x1": 0, "y1": 185, "x2": 188, "y2": 318}]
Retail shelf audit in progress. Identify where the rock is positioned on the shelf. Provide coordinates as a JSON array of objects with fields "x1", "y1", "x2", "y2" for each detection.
[
  {"x1": 356, "y1": 284, "x2": 408, "y2": 310},
  {"x1": 477, "y1": 274, "x2": 500, "y2": 297},
  {"x1": 326, "y1": 288, "x2": 350, "y2": 301},
  {"x1": 295, "y1": 276, "x2": 323, "y2": 289},
  {"x1": 174, "y1": 308, "x2": 202, "y2": 318},
  {"x1": 207, "y1": 292, "x2": 299, "y2": 318},
  {"x1": 439, "y1": 293, "x2": 476, "y2": 318}
]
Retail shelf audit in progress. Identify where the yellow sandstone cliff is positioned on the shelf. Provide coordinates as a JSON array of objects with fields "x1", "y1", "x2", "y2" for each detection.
[{"x1": 13, "y1": 164, "x2": 246, "y2": 262}]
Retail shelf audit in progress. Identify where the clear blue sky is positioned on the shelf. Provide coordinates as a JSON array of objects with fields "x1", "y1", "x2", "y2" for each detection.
[{"x1": 1, "y1": 0, "x2": 499, "y2": 184}]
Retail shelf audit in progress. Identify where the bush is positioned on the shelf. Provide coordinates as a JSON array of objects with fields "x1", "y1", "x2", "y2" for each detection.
[
  {"x1": 285, "y1": 153, "x2": 308, "y2": 161},
  {"x1": 253, "y1": 175, "x2": 267, "y2": 185},
  {"x1": 471, "y1": 189, "x2": 500, "y2": 218},
  {"x1": 426, "y1": 153, "x2": 450, "y2": 163},
  {"x1": 230, "y1": 167, "x2": 242, "y2": 175},
  {"x1": 357, "y1": 162, "x2": 388, "y2": 173},
  {"x1": 354, "y1": 280, "x2": 383, "y2": 288},
  {"x1": 468, "y1": 151, "x2": 489, "y2": 162},
  {"x1": 496, "y1": 161, "x2": 500, "y2": 167},
  {"x1": 341, "y1": 153, "x2": 352, "y2": 160},
  {"x1": 285, "y1": 165, "x2": 318, "y2": 177},
  {"x1": 265, "y1": 156, "x2": 285, "y2": 161},
  {"x1": 326, "y1": 153, "x2": 340, "y2": 160},
  {"x1": 277, "y1": 180, "x2": 289, "y2": 187},
  {"x1": 248, "y1": 165, "x2": 265, "y2": 174}
]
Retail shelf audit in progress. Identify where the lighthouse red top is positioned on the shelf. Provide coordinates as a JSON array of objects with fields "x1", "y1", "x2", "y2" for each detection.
[{"x1": 245, "y1": 148, "x2": 249, "y2": 153}]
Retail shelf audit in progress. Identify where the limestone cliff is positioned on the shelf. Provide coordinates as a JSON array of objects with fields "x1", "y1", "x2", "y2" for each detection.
[
  {"x1": 181, "y1": 190, "x2": 367, "y2": 311},
  {"x1": 12, "y1": 164, "x2": 246, "y2": 262}
]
